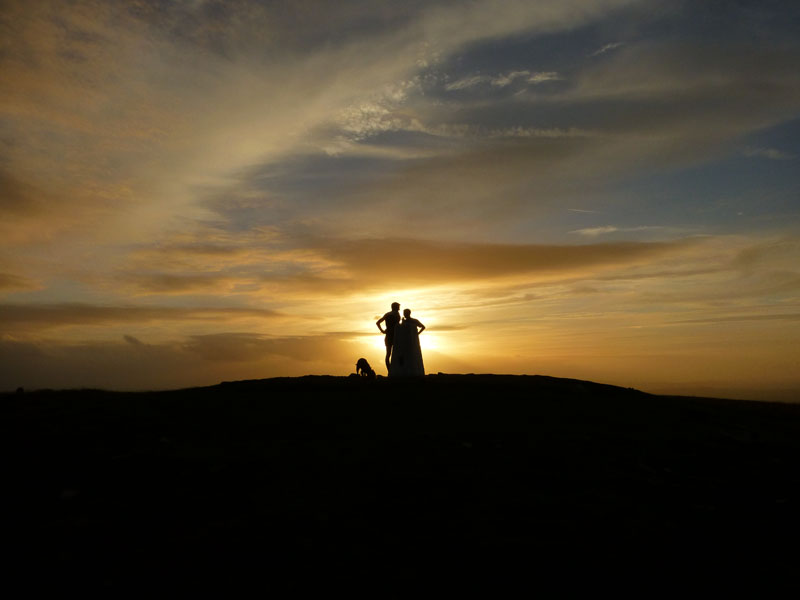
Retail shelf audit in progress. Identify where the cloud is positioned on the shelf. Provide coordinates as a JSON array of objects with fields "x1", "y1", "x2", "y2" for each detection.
[
  {"x1": 743, "y1": 147, "x2": 796, "y2": 160},
  {"x1": 0, "y1": 333, "x2": 360, "y2": 391},
  {"x1": 314, "y1": 237, "x2": 691, "y2": 286},
  {"x1": 112, "y1": 234, "x2": 696, "y2": 298},
  {"x1": 569, "y1": 226, "x2": 665, "y2": 236},
  {"x1": 445, "y1": 75, "x2": 490, "y2": 91},
  {"x1": 570, "y1": 226, "x2": 620, "y2": 236},
  {"x1": 190, "y1": 36, "x2": 800, "y2": 245},
  {"x1": 120, "y1": 273, "x2": 238, "y2": 294},
  {"x1": 0, "y1": 172, "x2": 43, "y2": 216},
  {"x1": 123, "y1": 334, "x2": 145, "y2": 346},
  {"x1": 183, "y1": 333, "x2": 352, "y2": 363},
  {"x1": 428, "y1": 324, "x2": 470, "y2": 332},
  {"x1": 0, "y1": 171, "x2": 87, "y2": 244},
  {"x1": 0, "y1": 303, "x2": 281, "y2": 331},
  {"x1": 672, "y1": 313, "x2": 800, "y2": 325},
  {"x1": 527, "y1": 71, "x2": 562, "y2": 84},
  {"x1": 445, "y1": 70, "x2": 561, "y2": 90},
  {"x1": 419, "y1": 0, "x2": 640, "y2": 53},
  {"x1": 0, "y1": 337, "x2": 200, "y2": 391},
  {"x1": 590, "y1": 41, "x2": 625, "y2": 56},
  {"x1": 573, "y1": 40, "x2": 800, "y2": 108},
  {"x1": 0, "y1": 272, "x2": 37, "y2": 291},
  {"x1": 6, "y1": 0, "x2": 798, "y2": 256},
  {"x1": 734, "y1": 237, "x2": 800, "y2": 271}
]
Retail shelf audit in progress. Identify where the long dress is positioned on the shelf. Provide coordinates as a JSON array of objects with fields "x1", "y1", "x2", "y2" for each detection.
[{"x1": 389, "y1": 318, "x2": 425, "y2": 377}]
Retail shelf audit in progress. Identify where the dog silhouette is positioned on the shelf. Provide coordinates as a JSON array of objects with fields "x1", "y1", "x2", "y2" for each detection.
[{"x1": 355, "y1": 358, "x2": 376, "y2": 379}]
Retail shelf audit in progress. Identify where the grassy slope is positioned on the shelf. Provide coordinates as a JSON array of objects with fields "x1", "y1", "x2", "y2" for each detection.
[{"x1": 7, "y1": 374, "x2": 800, "y2": 592}]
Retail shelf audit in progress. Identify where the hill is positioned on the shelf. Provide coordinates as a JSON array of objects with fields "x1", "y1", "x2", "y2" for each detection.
[{"x1": 7, "y1": 374, "x2": 800, "y2": 592}]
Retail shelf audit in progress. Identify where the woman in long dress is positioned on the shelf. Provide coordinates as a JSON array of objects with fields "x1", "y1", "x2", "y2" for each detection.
[{"x1": 389, "y1": 309, "x2": 426, "y2": 377}]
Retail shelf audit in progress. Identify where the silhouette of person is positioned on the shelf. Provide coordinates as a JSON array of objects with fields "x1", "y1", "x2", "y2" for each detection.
[
  {"x1": 390, "y1": 308, "x2": 426, "y2": 377},
  {"x1": 376, "y1": 302, "x2": 401, "y2": 372}
]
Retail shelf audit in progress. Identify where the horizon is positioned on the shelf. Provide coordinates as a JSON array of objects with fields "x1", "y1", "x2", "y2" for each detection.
[
  {"x1": 2, "y1": 1, "x2": 799, "y2": 402},
  {"x1": 7, "y1": 372, "x2": 798, "y2": 405}
]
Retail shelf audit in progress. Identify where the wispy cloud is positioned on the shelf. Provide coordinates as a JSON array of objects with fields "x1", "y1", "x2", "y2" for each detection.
[
  {"x1": 308, "y1": 237, "x2": 692, "y2": 287},
  {"x1": 590, "y1": 41, "x2": 625, "y2": 56},
  {"x1": 183, "y1": 333, "x2": 349, "y2": 363},
  {"x1": 111, "y1": 236, "x2": 693, "y2": 298},
  {"x1": 672, "y1": 313, "x2": 800, "y2": 325},
  {"x1": 0, "y1": 303, "x2": 282, "y2": 331},
  {"x1": 445, "y1": 70, "x2": 561, "y2": 90},
  {"x1": 569, "y1": 226, "x2": 665, "y2": 237},
  {"x1": 743, "y1": 147, "x2": 796, "y2": 160},
  {"x1": 527, "y1": 71, "x2": 561, "y2": 84},
  {"x1": 445, "y1": 75, "x2": 489, "y2": 91},
  {"x1": 0, "y1": 272, "x2": 37, "y2": 291},
  {"x1": 571, "y1": 226, "x2": 620, "y2": 236}
]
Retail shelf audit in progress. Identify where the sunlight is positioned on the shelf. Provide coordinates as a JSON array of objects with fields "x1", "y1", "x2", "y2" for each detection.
[
  {"x1": 350, "y1": 292, "x2": 455, "y2": 365},
  {"x1": 361, "y1": 319, "x2": 447, "y2": 354},
  {"x1": 420, "y1": 331, "x2": 442, "y2": 352},
  {"x1": 370, "y1": 332, "x2": 387, "y2": 353}
]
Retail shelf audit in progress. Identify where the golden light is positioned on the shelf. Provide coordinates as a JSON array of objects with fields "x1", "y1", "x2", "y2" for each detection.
[{"x1": 335, "y1": 286, "x2": 462, "y2": 373}]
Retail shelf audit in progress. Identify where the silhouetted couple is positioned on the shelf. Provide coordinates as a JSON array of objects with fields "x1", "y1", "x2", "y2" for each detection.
[{"x1": 376, "y1": 302, "x2": 426, "y2": 377}]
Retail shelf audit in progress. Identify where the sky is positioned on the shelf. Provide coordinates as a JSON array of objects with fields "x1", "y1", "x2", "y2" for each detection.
[{"x1": 1, "y1": 0, "x2": 799, "y2": 400}]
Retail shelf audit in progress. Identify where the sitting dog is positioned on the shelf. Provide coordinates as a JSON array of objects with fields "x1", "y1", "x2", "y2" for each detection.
[{"x1": 355, "y1": 358, "x2": 376, "y2": 379}]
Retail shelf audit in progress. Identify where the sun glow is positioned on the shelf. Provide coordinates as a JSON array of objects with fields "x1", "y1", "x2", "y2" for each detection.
[
  {"x1": 352, "y1": 300, "x2": 453, "y2": 371},
  {"x1": 354, "y1": 288, "x2": 455, "y2": 340},
  {"x1": 362, "y1": 321, "x2": 447, "y2": 354}
]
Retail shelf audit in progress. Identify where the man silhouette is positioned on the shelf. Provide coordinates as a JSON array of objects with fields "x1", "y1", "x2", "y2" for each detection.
[{"x1": 376, "y1": 302, "x2": 401, "y2": 372}]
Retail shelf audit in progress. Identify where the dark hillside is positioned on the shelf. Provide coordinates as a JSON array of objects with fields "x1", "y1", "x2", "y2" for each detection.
[{"x1": 7, "y1": 375, "x2": 800, "y2": 592}]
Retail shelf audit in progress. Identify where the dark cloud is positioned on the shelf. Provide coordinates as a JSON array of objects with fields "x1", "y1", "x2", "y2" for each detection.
[
  {"x1": 183, "y1": 332, "x2": 353, "y2": 363},
  {"x1": 0, "y1": 172, "x2": 44, "y2": 215},
  {"x1": 570, "y1": 44, "x2": 800, "y2": 141},
  {"x1": 0, "y1": 303, "x2": 281, "y2": 329},
  {"x1": 734, "y1": 237, "x2": 800, "y2": 269},
  {"x1": 121, "y1": 274, "x2": 235, "y2": 293},
  {"x1": 0, "y1": 332, "x2": 360, "y2": 391},
  {"x1": 203, "y1": 137, "x2": 616, "y2": 239},
  {"x1": 123, "y1": 334, "x2": 144, "y2": 346},
  {"x1": 672, "y1": 313, "x2": 800, "y2": 325},
  {"x1": 317, "y1": 237, "x2": 692, "y2": 285},
  {"x1": 120, "y1": 0, "x2": 429, "y2": 58},
  {"x1": 154, "y1": 244, "x2": 248, "y2": 257},
  {"x1": 427, "y1": 324, "x2": 469, "y2": 331},
  {"x1": 0, "y1": 272, "x2": 36, "y2": 291},
  {"x1": 0, "y1": 337, "x2": 199, "y2": 391},
  {"x1": 199, "y1": 35, "x2": 800, "y2": 240},
  {"x1": 591, "y1": 267, "x2": 722, "y2": 283},
  {"x1": 118, "y1": 237, "x2": 695, "y2": 296}
]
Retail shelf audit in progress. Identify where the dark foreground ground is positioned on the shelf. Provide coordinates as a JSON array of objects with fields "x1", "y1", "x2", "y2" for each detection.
[{"x1": 7, "y1": 374, "x2": 800, "y2": 592}]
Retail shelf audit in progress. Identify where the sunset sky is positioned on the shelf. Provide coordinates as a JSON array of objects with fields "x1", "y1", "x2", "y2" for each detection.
[{"x1": 1, "y1": 0, "x2": 799, "y2": 399}]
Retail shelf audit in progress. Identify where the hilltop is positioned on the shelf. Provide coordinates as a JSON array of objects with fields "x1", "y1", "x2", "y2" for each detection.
[{"x1": 7, "y1": 374, "x2": 800, "y2": 592}]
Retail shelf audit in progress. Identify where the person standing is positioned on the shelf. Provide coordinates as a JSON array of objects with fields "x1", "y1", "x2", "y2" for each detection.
[
  {"x1": 390, "y1": 308, "x2": 426, "y2": 377},
  {"x1": 376, "y1": 302, "x2": 401, "y2": 372}
]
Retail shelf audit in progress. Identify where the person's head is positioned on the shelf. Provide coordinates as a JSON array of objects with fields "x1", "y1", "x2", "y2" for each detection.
[
  {"x1": 403, "y1": 308, "x2": 411, "y2": 318},
  {"x1": 391, "y1": 302, "x2": 400, "y2": 311}
]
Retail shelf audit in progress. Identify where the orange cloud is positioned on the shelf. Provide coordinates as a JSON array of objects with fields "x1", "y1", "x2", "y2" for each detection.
[
  {"x1": 115, "y1": 236, "x2": 696, "y2": 296},
  {"x1": 318, "y1": 237, "x2": 693, "y2": 284},
  {"x1": 0, "y1": 272, "x2": 37, "y2": 292}
]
